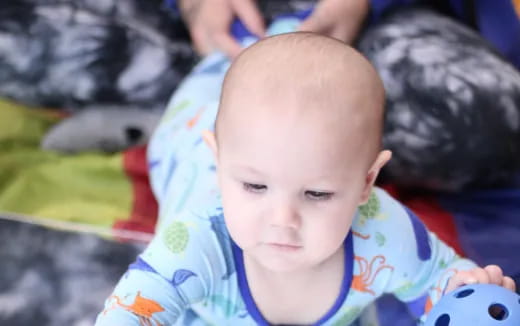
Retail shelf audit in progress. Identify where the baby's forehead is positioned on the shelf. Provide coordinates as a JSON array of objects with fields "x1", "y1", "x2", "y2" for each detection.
[
  {"x1": 218, "y1": 82, "x2": 377, "y2": 151},
  {"x1": 217, "y1": 108, "x2": 373, "y2": 180},
  {"x1": 220, "y1": 96, "x2": 369, "y2": 148}
]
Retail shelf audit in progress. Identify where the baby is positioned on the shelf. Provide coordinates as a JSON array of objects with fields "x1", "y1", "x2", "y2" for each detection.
[{"x1": 96, "y1": 32, "x2": 515, "y2": 325}]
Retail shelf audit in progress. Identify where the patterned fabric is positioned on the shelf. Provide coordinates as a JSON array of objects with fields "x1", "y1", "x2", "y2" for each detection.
[
  {"x1": 357, "y1": 7, "x2": 520, "y2": 191},
  {"x1": 96, "y1": 30, "x2": 476, "y2": 325}
]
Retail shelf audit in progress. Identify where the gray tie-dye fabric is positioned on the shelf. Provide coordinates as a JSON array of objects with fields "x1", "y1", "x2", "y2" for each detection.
[
  {"x1": 0, "y1": 0, "x2": 196, "y2": 109},
  {"x1": 0, "y1": 0, "x2": 313, "y2": 110},
  {"x1": 0, "y1": 217, "x2": 143, "y2": 325},
  {"x1": 358, "y1": 7, "x2": 520, "y2": 191}
]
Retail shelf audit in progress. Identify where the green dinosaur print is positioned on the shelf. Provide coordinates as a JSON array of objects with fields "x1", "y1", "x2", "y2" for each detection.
[
  {"x1": 394, "y1": 281, "x2": 414, "y2": 297},
  {"x1": 174, "y1": 163, "x2": 198, "y2": 214},
  {"x1": 375, "y1": 232, "x2": 386, "y2": 247},
  {"x1": 332, "y1": 306, "x2": 362, "y2": 326},
  {"x1": 162, "y1": 99, "x2": 191, "y2": 123},
  {"x1": 206, "y1": 295, "x2": 241, "y2": 318},
  {"x1": 163, "y1": 221, "x2": 190, "y2": 253},
  {"x1": 358, "y1": 191, "x2": 381, "y2": 225}
]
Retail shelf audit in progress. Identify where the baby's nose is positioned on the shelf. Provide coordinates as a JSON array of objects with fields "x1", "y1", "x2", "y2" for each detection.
[{"x1": 269, "y1": 204, "x2": 301, "y2": 229}]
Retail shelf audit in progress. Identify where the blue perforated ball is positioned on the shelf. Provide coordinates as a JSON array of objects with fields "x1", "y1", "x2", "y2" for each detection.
[{"x1": 425, "y1": 284, "x2": 520, "y2": 326}]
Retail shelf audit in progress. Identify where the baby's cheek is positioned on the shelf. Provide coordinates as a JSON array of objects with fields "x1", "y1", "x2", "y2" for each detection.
[
  {"x1": 224, "y1": 207, "x2": 260, "y2": 248},
  {"x1": 311, "y1": 214, "x2": 351, "y2": 250},
  {"x1": 303, "y1": 222, "x2": 340, "y2": 250}
]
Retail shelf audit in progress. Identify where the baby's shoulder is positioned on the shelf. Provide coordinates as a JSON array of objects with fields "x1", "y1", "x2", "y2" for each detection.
[
  {"x1": 351, "y1": 187, "x2": 430, "y2": 256},
  {"x1": 353, "y1": 187, "x2": 409, "y2": 229},
  {"x1": 140, "y1": 198, "x2": 235, "y2": 282}
]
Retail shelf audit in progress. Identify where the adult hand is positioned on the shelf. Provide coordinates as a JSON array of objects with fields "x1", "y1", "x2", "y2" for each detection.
[
  {"x1": 179, "y1": 0, "x2": 265, "y2": 58},
  {"x1": 298, "y1": 0, "x2": 370, "y2": 44},
  {"x1": 444, "y1": 265, "x2": 516, "y2": 294}
]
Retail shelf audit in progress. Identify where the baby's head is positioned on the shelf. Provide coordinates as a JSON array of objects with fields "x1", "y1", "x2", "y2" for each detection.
[{"x1": 205, "y1": 32, "x2": 391, "y2": 272}]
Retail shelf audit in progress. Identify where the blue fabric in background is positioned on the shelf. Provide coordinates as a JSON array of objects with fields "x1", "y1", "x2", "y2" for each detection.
[
  {"x1": 376, "y1": 295, "x2": 419, "y2": 326},
  {"x1": 439, "y1": 187, "x2": 520, "y2": 287},
  {"x1": 164, "y1": 0, "x2": 179, "y2": 16}
]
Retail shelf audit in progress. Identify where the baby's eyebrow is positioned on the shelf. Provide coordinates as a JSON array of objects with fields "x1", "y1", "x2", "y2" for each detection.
[{"x1": 231, "y1": 164, "x2": 265, "y2": 176}]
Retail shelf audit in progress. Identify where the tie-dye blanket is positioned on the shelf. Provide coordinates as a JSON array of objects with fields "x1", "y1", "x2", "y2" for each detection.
[{"x1": 0, "y1": 216, "x2": 144, "y2": 325}]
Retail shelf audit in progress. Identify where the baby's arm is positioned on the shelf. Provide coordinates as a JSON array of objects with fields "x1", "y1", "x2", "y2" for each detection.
[
  {"x1": 95, "y1": 214, "x2": 214, "y2": 325},
  {"x1": 394, "y1": 226, "x2": 477, "y2": 307},
  {"x1": 381, "y1": 200, "x2": 516, "y2": 323},
  {"x1": 362, "y1": 190, "x2": 477, "y2": 312},
  {"x1": 95, "y1": 257, "x2": 192, "y2": 325},
  {"x1": 390, "y1": 225, "x2": 517, "y2": 324},
  {"x1": 394, "y1": 208, "x2": 513, "y2": 296}
]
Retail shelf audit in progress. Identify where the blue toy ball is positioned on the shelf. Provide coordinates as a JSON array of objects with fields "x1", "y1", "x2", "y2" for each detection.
[{"x1": 425, "y1": 284, "x2": 520, "y2": 326}]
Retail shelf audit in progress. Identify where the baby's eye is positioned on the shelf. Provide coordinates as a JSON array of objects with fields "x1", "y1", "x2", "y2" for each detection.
[
  {"x1": 243, "y1": 182, "x2": 267, "y2": 193},
  {"x1": 305, "y1": 190, "x2": 334, "y2": 201}
]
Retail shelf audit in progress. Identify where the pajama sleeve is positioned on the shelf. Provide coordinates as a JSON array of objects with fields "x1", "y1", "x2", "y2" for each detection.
[
  {"x1": 353, "y1": 188, "x2": 477, "y2": 322},
  {"x1": 95, "y1": 205, "x2": 225, "y2": 326},
  {"x1": 94, "y1": 260, "x2": 195, "y2": 325},
  {"x1": 388, "y1": 217, "x2": 477, "y2": 304},
  {"x1": 376, "y1": 191, "x2": 478, "y2": 317}
]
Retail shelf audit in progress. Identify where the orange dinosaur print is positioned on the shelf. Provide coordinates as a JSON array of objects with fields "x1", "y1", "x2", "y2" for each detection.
[
  {"x1": 424, "y1": 268, "x2": 459, "y2": 313},
  {"x1": 353, "y1": 231, "x2": 370, "y2": 240},
  {"x1": 352, "y1": 255, "x2": 394, "y2": 295},
  {"x1": 424, "y1": 297, "x2": 433, "y2": 314},
  {"x1": 513, "y1": 0, "x2": 520, "y2": 18},
  {"x1": 187, "y1": 107, "x2": 205, "y2": 128},
  {"x1": 103, "y1": 291, "x2": 165, "y2": 326}
]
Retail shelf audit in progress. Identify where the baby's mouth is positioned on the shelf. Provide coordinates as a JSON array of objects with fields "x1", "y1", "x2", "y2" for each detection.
[{"x1": 265, "y1": 242, "x2": 302, "y2": 251}]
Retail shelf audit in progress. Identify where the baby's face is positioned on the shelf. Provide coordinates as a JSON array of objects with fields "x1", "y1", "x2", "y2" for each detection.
[{"x1": 215, "y1": 100, "x2": 373, "y2": 272}]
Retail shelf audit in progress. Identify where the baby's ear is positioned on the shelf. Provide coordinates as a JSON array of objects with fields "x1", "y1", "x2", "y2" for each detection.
[
  {"x1": 202, "y1": 130, "x2": 218, "y2": 159},
  {"x1": 359, "y1": 150, "x2": 392, "y2": 204}
]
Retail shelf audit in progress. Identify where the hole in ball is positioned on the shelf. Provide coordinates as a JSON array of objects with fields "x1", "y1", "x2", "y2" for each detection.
[
  {"x1": 455, "y1": 289, "x2": 474, "y2": 298},
  {"x1": 488, "y1": 303, "x2": 509, "y2": 320},
  {"x1": 435, "y1": 314, "x2": 451, "y2": 326}
]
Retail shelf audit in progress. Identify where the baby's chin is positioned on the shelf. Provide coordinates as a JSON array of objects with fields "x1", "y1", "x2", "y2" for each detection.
[
  {"x1": 257, "y1": 257, "x2": 308, "y2": 274},
  {"x1": 245, "y1": 245, "x2": 318, "y2": 274}
]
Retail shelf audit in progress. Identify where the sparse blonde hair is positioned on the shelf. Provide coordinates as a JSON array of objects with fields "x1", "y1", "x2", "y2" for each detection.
[{"x1": 216, "y1": 32, "x2": 385, "y2": 160}]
